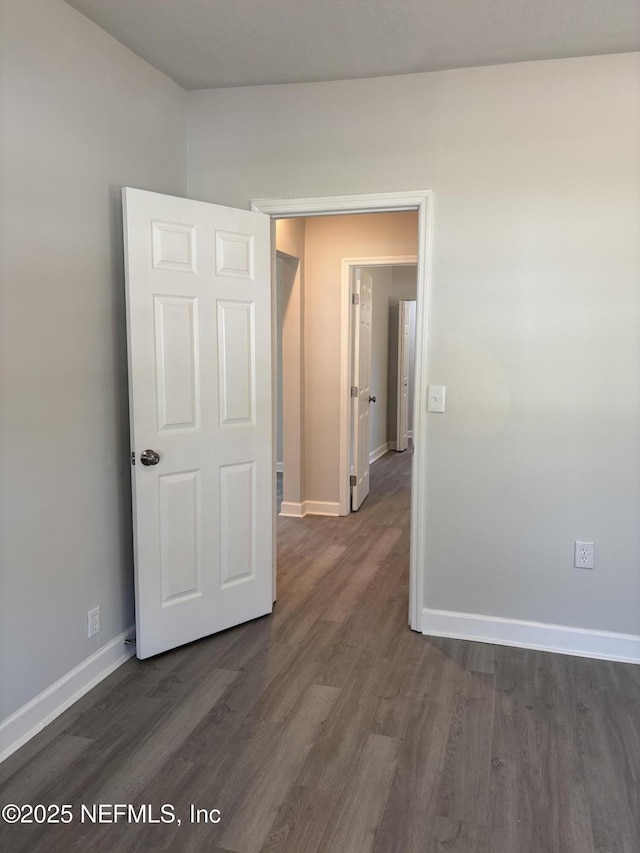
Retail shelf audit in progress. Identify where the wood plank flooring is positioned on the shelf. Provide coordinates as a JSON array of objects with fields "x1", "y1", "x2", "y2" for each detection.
[{"x1": 2, "y1": 450, "x2": 640, "y2": 851}]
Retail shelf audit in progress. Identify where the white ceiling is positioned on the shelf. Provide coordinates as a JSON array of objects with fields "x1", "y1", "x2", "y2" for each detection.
[{"x1": 65, "y1": 0, "x2": 640, "y2": 91}]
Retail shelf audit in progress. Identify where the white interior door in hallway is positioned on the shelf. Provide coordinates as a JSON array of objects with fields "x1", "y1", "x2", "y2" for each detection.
[
  {"x1": 123, "y1": 188, "x2": 273, "y2": 659},
  {"x1": 351, "y1": 268, "x2": 373, "y2": 510}
]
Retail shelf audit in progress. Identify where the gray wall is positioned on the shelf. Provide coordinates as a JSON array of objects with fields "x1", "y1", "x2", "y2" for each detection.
[
  {"x1": 0, "y1": 0, "x2": 187, "y2": 720},
  {"x1": 187, "y1": 53, "x2": 640, "y2": 636},
  {"x1": 391, "y1": 267, "x2": 417, "y2": 432},
  {"x1": 392, "y1": 265, "x2": 418, "y2": 302}
]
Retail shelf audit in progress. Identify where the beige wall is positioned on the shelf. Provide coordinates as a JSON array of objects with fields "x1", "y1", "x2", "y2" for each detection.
[
  {"x1": 188, "y1": 53, "x2": 640, "y2": 636},
  {"x1": 275, "y1": 219, "x2": 306, "y2": 508},
  {"x1": 276, "y1": 217, "x2": 306, "y2": 260},
  {"x1": 302, "y1": 214, "x2": 419, "y2": 503},
  {"x1": 0, "y1": 0, "x2": 187, "y2": 722}
]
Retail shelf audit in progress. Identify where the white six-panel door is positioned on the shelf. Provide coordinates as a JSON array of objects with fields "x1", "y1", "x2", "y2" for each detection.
[
  {"x1": 351, "y1": 269, "x2": 373, "y2": 511},
  {"x1": 123, "y1": 188, "x2": 273, "y2": 659}
]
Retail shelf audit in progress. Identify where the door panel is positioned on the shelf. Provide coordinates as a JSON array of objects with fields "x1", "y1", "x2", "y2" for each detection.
[
  {"x1": 154, "y1": 296, "x2": 200, "y2": 431},
  {"x1": 159, "y1": 470, "x2": 201, "y2": 604},
  {"x1": 217, "y1": 300, "x2": 255, "y2": 424},
  {"x1": 220, "y1": 461, "x2": 256, "y2": 587},
  {"x1": 123, "y1": 188, "x2": 272, "y2": 659}
]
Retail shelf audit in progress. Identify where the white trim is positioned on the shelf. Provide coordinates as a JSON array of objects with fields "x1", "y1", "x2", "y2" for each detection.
[
  {"x1": 276, "y1": 462, "x2": 284, "y2": 473},
  {"x1": 409, "y1": 194, "x2": 433, "y2": 631},
  {"x1": 279, "y1": 501, "x2": 305, "y2": 518},
  {"x1": 344, "y1": 256, "x2": 418, "y2": 266},
  {"x1": 279, "y1": 500, "x2": 341, "y2": 518},
  {"x1": 0, "y1": 627, "x2": 135, "y2": 764},
  {"x1": 389, "y1": 441, "x2": 398, "y2": 451},
  {"x1": 422, "y1": 608, "x2": 640, "y2": 665},
  {"x1": 370, "y1": 442, "x2": 390, "y2": 464},
  {"x1": 251, "y1": 191, "x2": 429, "y2": 218},
  {"x1": 304, "y1": 500, "x2": 341, "y2": 517},
  {"x1": 252, "y1": 190, "x2": 433, "y2": 632}
]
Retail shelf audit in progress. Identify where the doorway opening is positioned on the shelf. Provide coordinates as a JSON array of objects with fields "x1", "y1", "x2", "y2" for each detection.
[
  {"x1": 254, "y1": 192, "x2": 432, "y2": 632},
  {"x1": 348, "y1": 262, "x2": 417, "y2": 512}
]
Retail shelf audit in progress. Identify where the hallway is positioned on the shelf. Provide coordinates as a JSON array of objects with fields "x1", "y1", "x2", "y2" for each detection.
[{"x1": 2, "y1": 451, "x2": 640, "y2": 852}]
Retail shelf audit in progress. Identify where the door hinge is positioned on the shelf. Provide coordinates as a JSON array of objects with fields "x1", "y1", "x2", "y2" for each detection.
[
  {"x1": 352, "y1": 293, "x2": 360, "y2": 305},
  {"x1": 350, "y1": 385, "x2": 358, "y2": 398},
  {"x1": 350, "y1": 475, "x2": 357, "y2": 487},
  {"x1": 130, "y1": 451, "x2": 135, "y2": 466}
]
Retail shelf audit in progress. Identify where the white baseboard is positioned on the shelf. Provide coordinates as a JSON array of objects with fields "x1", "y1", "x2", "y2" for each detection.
[
  {"x1": 303, "y1": 500, "x2": 341, "y2": 517},
  {"x1": 369, "y1": 442, "x2": 389, "y2": 464},
  {"x1": 389, "y1": 441, "x2": 397, "y2": 450},
  {"x1": 279, "y1": 500, "x2": 341, "y2": 518},
  {"x1": 422, "y1": 608, "x2": 640, "y2": 664},
  {"x1": 0, "y1": 626, "x2": 135, "y2": 764},
  {"x1": 279, "y1": 501, "x2": 305, "y2": 518}
]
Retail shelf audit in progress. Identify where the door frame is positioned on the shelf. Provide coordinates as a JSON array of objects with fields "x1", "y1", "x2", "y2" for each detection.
[
  {"x1": 344, "y1": 258, "x2": 417, "y2": 510},
  {"x1": 252, "y1": 191, "x2": 433, "y2": 632}
]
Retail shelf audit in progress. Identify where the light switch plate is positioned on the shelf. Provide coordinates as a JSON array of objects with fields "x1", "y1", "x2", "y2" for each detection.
[{"x1": 427, "y1": 385, "x2": 446, "y2": 413}]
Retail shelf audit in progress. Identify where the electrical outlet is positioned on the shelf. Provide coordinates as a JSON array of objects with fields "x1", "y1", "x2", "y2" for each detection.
[
  {"x1": 88, "y1": 607, "x2": 100, "y2": 638},
  {"x1": 574, "y1": 541, "x2": 594, "y2": 570}
]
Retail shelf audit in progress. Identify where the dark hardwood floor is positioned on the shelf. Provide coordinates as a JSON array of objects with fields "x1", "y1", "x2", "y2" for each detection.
[{"x1": 2, "y1": 450, "x2": 640, "y2": 851}]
